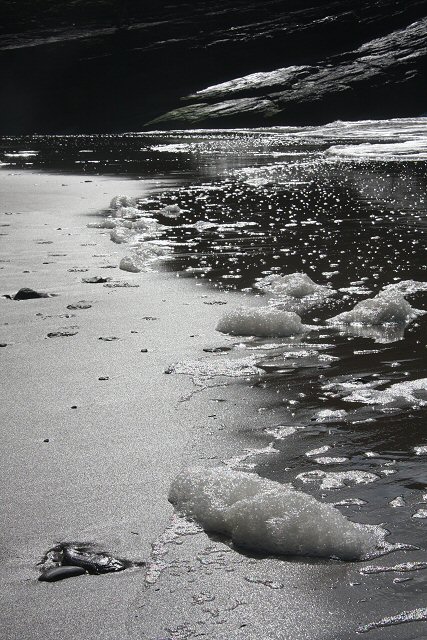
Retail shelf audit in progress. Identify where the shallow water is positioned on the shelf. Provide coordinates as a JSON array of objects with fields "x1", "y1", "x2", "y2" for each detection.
[{"x1": 2, "y1": 117, "x2": 427, "y2": 635}]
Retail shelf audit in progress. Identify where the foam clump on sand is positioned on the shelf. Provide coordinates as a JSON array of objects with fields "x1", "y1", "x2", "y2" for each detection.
[
  {"x1": 216, "y1": 306, "x2": 305, "y2": 337},
  {"x1": 87, "y1": 219, "x2": 118, "y2": 229},
  {"x1": 119, "y1": 256, "x2": 141, "y2": 273},
  {"x1": 113, "y1": 206, "x2": 141, "y2": 220},
  {"x1": 110, "y1": 227, "x2": 131, "y2": 244},
  {"x1": 169, "y1": 467, "x2": 383, "y2": 560},
  {"x1": 132, "y1": 217, "x2": 161, "y2": 233},
  {"x1": 110, "y1": 195, "x2": 137, "y2": 210},
  {"x1": 138, "y1": 242, "x2": 171, "y2": 260},
  {"x1": 327, "y1": 291, "x2": 421, "y2": 326}
]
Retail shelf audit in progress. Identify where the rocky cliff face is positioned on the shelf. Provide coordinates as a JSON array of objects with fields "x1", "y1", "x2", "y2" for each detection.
[{"x1": 0, "y1": 0, "x2": 426, "y2": 132}]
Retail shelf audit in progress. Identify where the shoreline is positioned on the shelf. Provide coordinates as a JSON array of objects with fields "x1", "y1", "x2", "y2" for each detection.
[{"x1": 2, "y1": 167, "x2": 427, "y2": 640}]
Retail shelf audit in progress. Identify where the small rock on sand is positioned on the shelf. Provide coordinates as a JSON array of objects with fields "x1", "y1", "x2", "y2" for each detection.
[
  {"x1": 13, "y1": 288, "x2": 50, "y2": 300},
  {"x1": 82, "y1": 276, "x2": 111, "y2": 284},
  {"x1": 47, "y1": 331, "x2": 78, "y2": 338},
  {"x1": 67, "y1": 301, "x2": 92, "y2": 310},
  {"x1": 39, "y1": 566, "x2": 87, "y2": 582}
]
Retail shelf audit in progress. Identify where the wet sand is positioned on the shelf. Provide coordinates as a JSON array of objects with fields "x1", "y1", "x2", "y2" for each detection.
[{"x1": 0, "y1": 170, "x2": 242, "y2": 639}]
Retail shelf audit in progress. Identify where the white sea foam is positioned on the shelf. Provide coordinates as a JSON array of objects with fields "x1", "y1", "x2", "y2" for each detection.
[
  {"x1": 306, "y1": 446, "x2": 330, "y2": 457},
  {"x1": 216, "y1": 306, "x2": 305, "y2": 337},
  {"x1": 256, "y1": 273, "x2": 331, "y2": 298},
  {"x1": 169, "y1": 467, "x2": 384, "y2": 560},
  {"x1": 327, "y1": 138, "x2": 427, "y2": 162},
  {"x1": 382, "y1": 280, "x2": 427, "y2": 296},
  {"x1": 110, "y1": 227, "x2": 131, "y2": 244},
  {"x1": 357, "y1": 607, "x2": 427, "y2": 634},
  {"x1": 113, "y1": 206, "x2": 141, "y2": 220},
  {"x1": 87, "y1": 218, "x2": 118, "y2": 229},
  {"x1": 168, "y1": 355, "x2": 260, "y2": 379},
  {"x1": 159, "y1": 204, "x2": 183, "y2": 218},
  {"x1": 135, "y1": 242, "x2": 172, "y2": 265},
  {"x1": 414, "y1": 445, "x2": 427, "y2": 455},
  {"x1": 151, "y1": 143, "x2": 193, "y2": 153},
  {"x1": 335, "y1": 323, "x2": 405, "y2": 344},
  {"x1": 255, "y1": 272, "x2": 334, "y2": 313},
  {"x1": 110, "y1": 195, "x2": 137, "y2": 210},
  {"x1": 224, "y1": 443, "x2": 279, "y2": 471},
  {"x1": 312, "y1": 409, "x2": 348, "y2": 422},
  {"x1": 361, "y1": 561, "x2": 427, "y2": 575},
  {"x1": 295, "y1": 469, "x2": 378, "y2": 490},
  {"x1": 339, "y1": 377, "x2": 427, "y2": 408},
  {"x1": 412, "y1": 509, "x2": 427, "y2": 519},
  {"x1": 264, "y1": 426, "x2": 297, "y2": 439},
  {"x1": 132, "y1": 217, "x2": 161, "y2": 233},
  {"x1": 327, "y1": 291, "x2": 421, "y2": 326},
  {"x1": 389, "y1": 496, "x2": 406, "y2": 508}
]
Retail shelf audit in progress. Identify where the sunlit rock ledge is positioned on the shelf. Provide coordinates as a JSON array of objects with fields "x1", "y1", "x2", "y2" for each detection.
[{"x1": 149, "y1": 18, "x2": 427, "y2": 128}]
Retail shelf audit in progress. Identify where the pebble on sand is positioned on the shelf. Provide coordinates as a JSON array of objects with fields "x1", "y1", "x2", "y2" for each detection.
[
  {"x1": 13, "y1": 288, "x2": 50, "y2": 300},
  {"x1": 82, "y1": 276, "x2": 111, "y2": 284},
  {"x1": 39, "y1": 566, "x2": 87, "y2": 582},
  {"x1": 67, "y1": 301, "x2": 92, "y2": 310},
  {"x1": 47, "y1": 331, "x2": 78, "y2": 338}
]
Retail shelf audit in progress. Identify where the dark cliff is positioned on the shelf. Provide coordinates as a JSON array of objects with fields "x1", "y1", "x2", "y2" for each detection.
[{"x1": 0, "y1": 0, "x2": 426, "y2": 133}]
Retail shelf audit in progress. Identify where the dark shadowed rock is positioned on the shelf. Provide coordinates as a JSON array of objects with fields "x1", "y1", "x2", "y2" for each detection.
[
  {"x1": 61, "y1": 545, "x2": 127, "y2": 574},
  {"x1": 39, "y1": 542, "x2": 138, "y2": 578},
  {"x1": 13, "y1": 288, "x2": 50, "y2": 300}
]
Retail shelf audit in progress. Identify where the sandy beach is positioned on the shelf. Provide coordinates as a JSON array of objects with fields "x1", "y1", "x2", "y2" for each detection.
[{"x1": 0, "y1": 169, "x2": 246, "y2": 639}]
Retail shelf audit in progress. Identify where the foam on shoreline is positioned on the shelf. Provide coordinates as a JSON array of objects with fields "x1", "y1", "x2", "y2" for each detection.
[{"x1": 169, "y1": 467, "x2": 385, "y2": 560}]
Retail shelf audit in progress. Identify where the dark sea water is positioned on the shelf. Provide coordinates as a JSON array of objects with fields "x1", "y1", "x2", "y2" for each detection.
[{"x1": 2, "y1": 118, "x2": 427, "y2": 635}]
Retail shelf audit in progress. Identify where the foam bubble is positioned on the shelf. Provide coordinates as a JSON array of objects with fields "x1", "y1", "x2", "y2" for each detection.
[
  {"x1": 110, "y1": 227, "x2": 131, "y2": 244},
  {"x1": 216, "y1": 306, "x2": 305, "y2": 337},
  {"x1": 382, "y1": 280, "x2": 427, "y2": 296},
  {"x1": 357, "y1": 607, "x2": 427, "y2": 634},
  {"x1": 169, "y1": 467, "x2": 384, "y2": 560},
  {"x1": 159, "y1": 204, "x2": 183, "y2": 218},
  {"x1": 256, "y1": 272, "x2": 334, "y2": 314},
  {"x1": 256, "y1": 272, "x2": 332, "y2": 299},
  {"x1": 341, "y1": 377, "x2": 427, "y2": 408},
  {"x1": 327, "y1": 291, "x2": 422, "y2": 326},
  {"x1": 87, "y1": 219, "x2": 117, "y2": 229},
  {"x1": 312, "y1": 409, "x2": 348, "y2": 422},
  {"x1": 295, "y1": 469, "x2": 378, "y2": 490},
  {"x1": 110, "y1": 195, "x2": 137, "y2": 210},
  {"x1": 167, "y1": 355, "x2": 260, "y2": 379},
  {"x1": 113, "y1": 206, "x2": 141, "y2": 220}
]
